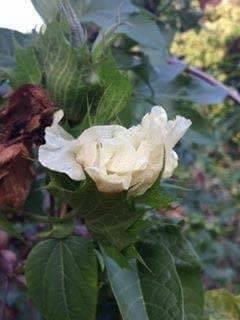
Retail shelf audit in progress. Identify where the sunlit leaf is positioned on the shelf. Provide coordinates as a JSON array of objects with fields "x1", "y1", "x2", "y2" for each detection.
[{"x1": 205, "y1": 289, "x2": 240, "y2": 320}]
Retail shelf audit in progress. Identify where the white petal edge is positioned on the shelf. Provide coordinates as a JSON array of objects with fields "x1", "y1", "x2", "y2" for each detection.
[
  {"x1": 85, "y1": 167, "x2": 131, "y2": 193},
  {"x1": 166, "y1": 116, "x2": 192, "y2": 149},
  {"x1": 39, "y1": 110, "x2": 85, "y2": 181}
]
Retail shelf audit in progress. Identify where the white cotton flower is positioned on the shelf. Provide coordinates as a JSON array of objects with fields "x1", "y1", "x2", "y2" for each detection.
[{"x1": 38, "y1": 106, "x2": 191, "y2": 196}]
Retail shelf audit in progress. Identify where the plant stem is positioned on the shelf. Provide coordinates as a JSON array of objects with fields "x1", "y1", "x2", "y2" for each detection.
[
  {"x1": 2, "y1": 206, "x2": 50, "y2": 223},
  {"x1": 59, "y1": 203, "x2": 68, "y2": 218}
]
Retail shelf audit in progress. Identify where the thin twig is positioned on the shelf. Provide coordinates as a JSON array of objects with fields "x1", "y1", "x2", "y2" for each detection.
[{"x1": 2, "y1": 206, "x2": 50, "y2": 223}]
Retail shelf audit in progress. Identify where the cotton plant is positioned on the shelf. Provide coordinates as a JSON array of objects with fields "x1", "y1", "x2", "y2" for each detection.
[
  {"x1": 0, "y1": 1, "x2": 207, "y2": 319},
  {"x1": 23, "y1": 104, "x2": 199, "y2": 320}
]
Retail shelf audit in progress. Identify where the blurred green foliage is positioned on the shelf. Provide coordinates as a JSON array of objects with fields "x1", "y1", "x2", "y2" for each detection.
[{"x1": 171, "y1": 0, "x2": 240, "y2": 292}]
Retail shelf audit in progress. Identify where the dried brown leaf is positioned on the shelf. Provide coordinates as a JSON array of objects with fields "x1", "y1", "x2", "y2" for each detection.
[
  {"x1": 0, "y1": 84, "x2": 55, "y2": 145},
  {"x1": 0, "y1": 143, "x2": 35, "y2": 208},
  {"x1": 0, "y1": 84, "x2": 55, "y2": 208}
]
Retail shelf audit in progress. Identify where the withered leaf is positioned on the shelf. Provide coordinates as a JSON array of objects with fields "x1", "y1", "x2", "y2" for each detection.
[
  {"x1": 0, "y1": 84, "x2": 55, "y2": 145},
  {"x1": 0, "y1": 84, "x2": 55, "y2": 208},
  {"x1": 0, "y1": 143, "x2": 34, "y2": 208}
]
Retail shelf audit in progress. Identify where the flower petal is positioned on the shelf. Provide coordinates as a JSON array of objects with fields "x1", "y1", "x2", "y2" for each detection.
[
  {"x1": 141, "y1": 106, "x2": 168, "y2": 145},
  {"x1": 44, "y1": 110, "x2": 73, "y2": 147},
  {"x1": 77, "y1": 125, "x2": 127, "y2": 144},
  {"x1": 85, "y1": 167, "x2": 131, "y2": 193},
  {"x1": 76, "y1": 142, "x2": 97, "y2": 168},
  {"x1": 105, "y1": 136, "x2": 137, "y2": 174},
  {"x1": 39, "y1": 144, "x2": 85, "y2": 180},
  {"x1": 39, "y1": 110, "x2": 85, "y2": 181},
  {"x1": 163, "y1": 150, "x2": 178, "y2": 178},
  {"x1": 166, "y1": 116, "x2": 192, "y2": 149},
  {"x1": 129, "y1": 164, "x2": 160, "y2": 196}
]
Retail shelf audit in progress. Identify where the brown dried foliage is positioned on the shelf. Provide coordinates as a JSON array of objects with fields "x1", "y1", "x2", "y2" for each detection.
[{"x1": 0, "y1": 84, "x2": 55, "y2": 208}]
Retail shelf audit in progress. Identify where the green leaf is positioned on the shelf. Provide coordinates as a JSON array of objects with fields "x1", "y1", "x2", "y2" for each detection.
[
  {"x1": 134, "y1": 179, "x2": 172, "y2": 209},
  {"x1": 39, "y1": 217, "x2": 75, "y2": 239},
  {"x1": 0, "y1": 213, "x2": 25, "y2": 242},
  {"x1": 31, "y1": 0, "x2": 138, "y2": 29},
  {"x1": 179, "y1": 270, "x2": 204, "y2": 320},
  {"x1": 0, "y1": 28, "x2": 34, "y2": 80},
  {"x1": 90, "y1": 25, "x2": 132, "y2": 124},
  {"x1": 12, "y1": 47, "x2": 42, "y2": 87},
  {"x1": 103, "y1": 243, "x2": 184, "y2": 320},
  {"x1": 48, "y1": 172, "x2": 86, "y2": 206},
  {"x1": 148, "y1": 224, "x2": 201, "y2": 269},
  {"x1": 0, "y1": 28, "x2": 32, "y2": 56},
  {"x1": 36, "y1": 20, "x2": 100, "y2": 123},
  {"x1": 31, "y1": 0, "x2": 60, "y2": 24},
  {"x1": 30, "y1": 0, "x2": 100, "y2": 24},
  {"x1": 152, "y1": 72, "x2": 228, "y2": 105},
  {"x1": 205, "y1": 289, "x2": 240, "y2": 320},
  {"x1": 93, "y1": 49, "x2": 132, "y2": 124},
  {"x1": 81, "y1": 0, "x2": 139, "y2": 30},
  {"x1": 142, "y1": 224, "x2": 204, "y2": 320},
  {"x1": 86, "y1": 9, "x2": 167, "y2": 64},
  {"x1": 138, "y1": 243, "x2": 184, "y2": 320},
  {"x1": 181, "y1": 76, "x2": 228, "y2": 105},
  {"x1": 102, "y1": 249, "x2": 150, "y2": 320},
  {"x1": 48, "y1": 174, "x2": 143, "y2": 249},
  {"x1": 118, "y1": 14, "x2": 167, "y2": 65},
  {"x1": 120, "y1": 14, "x2": 164, "y2": 49},
  {"x1": 79, "y1": 191, "x2": 143, "y2": 249},
  {"x1": 25, "y1": 236, "x2": 98, "y2": 320},
  {"x1": 137, "y1": 68, "x2": 228, "y2": 109}
]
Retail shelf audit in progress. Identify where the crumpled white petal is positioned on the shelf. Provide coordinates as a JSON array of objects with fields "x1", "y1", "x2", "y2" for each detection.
[
  {"x1": 38, "y1": 110, "x2": 85, "y2": 180},
  {"x1": 85, "y1": 167, "x2": 132, "y2": 193},
  {"x1": 38, "y1": 106, "x2": 191, "y2": 196},
  {"x1": 126, "y1": 106, "x2": 191, "y2": 195},
  {"x1": 166, "y1": 116, "x2": 192, "y2": 149}
]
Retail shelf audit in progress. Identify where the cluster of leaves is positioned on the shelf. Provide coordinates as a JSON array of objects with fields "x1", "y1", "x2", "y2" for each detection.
[
  {"x1": 171, "y1": 1, "x2": 240, "y2": 81},
  {"x1": 0, "y1": 0, "x2": 239, "y2": 319},
  {"x1": 171, "y1": 0, "x2": 240, "y2": 290}
]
